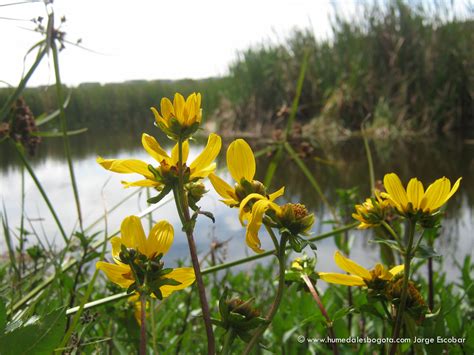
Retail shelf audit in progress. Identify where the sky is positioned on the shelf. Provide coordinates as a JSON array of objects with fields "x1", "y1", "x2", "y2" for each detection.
[{"x1": 0, "y1": 0, "x2": 359, "y2": 87}]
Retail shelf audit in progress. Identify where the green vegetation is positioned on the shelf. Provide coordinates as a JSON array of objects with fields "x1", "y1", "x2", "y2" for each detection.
[{"x1": 224, "y1": 1, "x2": 473, "y2": 135}]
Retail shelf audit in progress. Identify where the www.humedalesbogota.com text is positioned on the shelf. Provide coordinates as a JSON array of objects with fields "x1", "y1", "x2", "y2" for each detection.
[{"x1": 299, "y1": 336, "x2": 465, "y2": 345}]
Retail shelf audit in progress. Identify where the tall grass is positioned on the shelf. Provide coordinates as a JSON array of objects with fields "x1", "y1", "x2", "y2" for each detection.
[{"x1": 223, "y1": 0, "x2": 473, "y2": 135}]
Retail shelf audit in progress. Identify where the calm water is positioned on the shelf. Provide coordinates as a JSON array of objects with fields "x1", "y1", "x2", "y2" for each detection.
[{"x1": 1, "y1": 127, "x2": 473, "y2": 281}]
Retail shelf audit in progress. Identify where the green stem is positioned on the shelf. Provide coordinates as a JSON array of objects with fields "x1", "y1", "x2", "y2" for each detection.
[
  {"x1": 150, "y1": 298, "x2": 158, "y2": 354},
  {"x1": 390, "y1": 219, "x2": 416, "y2": 355},
  {"x1": 140, "y1": 293, "x2": 147, "y2": 355},
  {"x1": 243, "y1": 231, "x2": 287, "y2": 354},
  {"x1": 361, "y1": 122, "x2": 375, "y2": 194},
  {"x1": 12, "y1": 140, "x2": 69, "y2": 243},
  {"x1": 175, "y1": 137, "x2": 215, "y2": 355},
  {"x1": 0, "y1": 44, "x2": 47, "y2": 121},
  {"x1": 51, "y1": 40, "x2": 83, "y2": 232},
  {"x1": 221, "y1": 329, "x2": 235, "y2": 355},
  {"x1": 58, "y1": 217, "x2": 109, "y2": 351},
  {"x1": 381, "y1": 221, "x2": 403, "y2": 247},
  {"x1": 301, "y1": 274, "x2": 338, "y2": 355}
]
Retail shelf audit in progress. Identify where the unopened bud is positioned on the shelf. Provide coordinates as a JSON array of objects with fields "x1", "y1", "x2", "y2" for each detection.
[{"x1": 280, "y1": 203, "x2": 315, "y2": 236}]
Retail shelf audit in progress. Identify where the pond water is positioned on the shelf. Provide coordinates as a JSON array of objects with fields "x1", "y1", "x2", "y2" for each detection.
[{"x1": 1, "y1": 126, "x2": 473, "y2": 282}]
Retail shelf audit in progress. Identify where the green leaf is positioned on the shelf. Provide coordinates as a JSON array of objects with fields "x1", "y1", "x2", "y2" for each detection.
[
  {"x1": 31, "y1": 127, "x2": 88, "y2": 138},
  {"x1": 147, "y1": 185, "x2": 170, "y2": 204},
  {"x1": 0, "y1": 307, "x2": 66, "y2": 355},
  {"x1": 332, "y1": 306, "x2": 355, "y2": 322},
  {"x1": 414, "y1": 244, "x2": 441, "y2": 260},
  {"x1": 0, "y1": 299, "x2": 5, "y2": 333},
  {"x1": 35, "y1": 93, "x2": 71, "y2": 126},
  {"x1": 369, "y1": 238, "x2": 403, "y2": 253},
  {"x1": 219, "y1": 288, "x2": 230, "y2": 323},
  {"x1": 196, "y1": 210, "x2": 215, "y2": 223}
]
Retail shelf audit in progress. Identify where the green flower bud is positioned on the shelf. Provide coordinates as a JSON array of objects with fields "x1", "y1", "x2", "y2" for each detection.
[{"x1": 279, "y1": 203, "x2": 315, "y2": 236}]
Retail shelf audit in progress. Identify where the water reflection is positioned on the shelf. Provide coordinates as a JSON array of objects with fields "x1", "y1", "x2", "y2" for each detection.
[{"x1": 1, "y1": 129, "x2": 472, "y2": 281}]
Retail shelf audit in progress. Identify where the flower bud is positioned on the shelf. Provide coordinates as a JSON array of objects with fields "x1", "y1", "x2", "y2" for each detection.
[{"x1": 279, "y1": 203, "x2": 315, "y2": 236}]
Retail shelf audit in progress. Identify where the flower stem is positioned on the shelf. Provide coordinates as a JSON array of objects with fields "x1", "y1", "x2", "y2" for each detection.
[
  {"x1": 175, "y1": 138, "x2": 215, "y2": 355},
  {"x1": 242, "y1": 227, "x2": 287, "y2": 354},
  {"x1": 389, "y1": 219, "x2": 416, "y2": 355},
  {"x1": 140, "y1": 293, "x2": 147, "y2": 355},
  {"x1": 51, "y1": 40, "x2": 84, "y2": 233},
  {"x1": 428, "y1": 257, "x2": 434, "y2": 310},
  {"x1": 381, "y1": 221, "x2": 403, "y2": 247},
  {"x1": 301, "y1": 274, "x2": 339, "y2": 355},
  {"x1": 221, "y1": 329, "x2": 235, "y2": 355}
]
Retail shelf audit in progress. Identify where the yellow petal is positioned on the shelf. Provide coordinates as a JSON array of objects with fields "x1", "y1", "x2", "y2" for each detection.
[
  {"x1": 190, "y1": 133, "x2": 222, "y2": 177},
  {"x1": 209, "y1": 173, "x2": 235, "y2": 200},
  {"x1": 389, "y1": 264, "x2": 404, "y2": 276},
  {"x1": 110, "y1": 236, "x2": 122, "y2": 260},
  {"x1": 160, "y1": 97, "x2": 174, "y2": 119},
  {"x1": 268, "y1": 186, "x2": 285, "y2": 201},
  {"x1": 121, "y1": 216, "x2": 147, "y2": 255},
  {"x1": 406, "y1": 178, "x2": 424, "y2": 210},
  {"x1": 420, "y1": 177, "x2": 451, "y2": 212},
  {"x1": 374, "y1": 264, "x2": 392, "y2": 280},
  {"x1": 192, "y1": 162, "x2": 216, "y2": 178},
  {"x1": 171, "y1": 141, "x2": 189, "y2": 166},
  {"x1": 239, "y1": 193, "x2": 266, "y2": 225},
  {"x1": 443, "y1": 177, "x2": 461, "y2": 204},
  {"x1": 184, "y1": 93, "x2": 196, "y2": 124},
  {"x1": 383, "y1": 173, "x2": 409, "y2": 211},
  {"x1": 226, "y1": 139, "x2": 256, "y2": 182},
  {"x1": 142, "y1": 134, "x2": 170, "y2": 163},
  {"x1": 173, "y1": 93, "x2": 186, "y2": 124},
  {"x1": 96, "y1": 261, "x2": 133, "y2": 288},
  {"x1": 121, "y1": 179, "x2": 161, "y2": 188},
  {"x1": 150, "y1": 107, "x2": 168, "y2": 127},
  {"x1": 318, "y1": 272, "x2": 366, "y2": 286},
  {"x1": 195, "y1": 93, "x2": 202, "y2": 113},
  {"x1": 146, "y1": 220, "x2": 174, "y2": 258},
  {"x1": 334, "y1": 251, "x2": 371, "y2": 280},
  {"x1": 221, "y1": 198, "x2": 240, "y2": 206},
  {"x1": 109, "y1": 159, "x2": 154, "y2": 179},
  {"x1": 160, "y1": 267, "x2": 195, "y2": 298},
  {"x1": 356, "y1": 222, "x2": 372, "y2": 229},
  {"x1": 98, "y1": 157, "x2": 153, "y2": 179},
  {"x1": 245, "y1": 199, "x2": 273, "y2": 253}
]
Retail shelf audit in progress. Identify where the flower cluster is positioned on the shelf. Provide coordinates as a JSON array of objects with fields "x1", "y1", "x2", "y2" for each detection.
[
  {"x1": 382, "y1": 173, "x2": 461, "y2": 218},
  {"x1": 352, "y1": 190, "x2": 391, "y2": 229},
  {"x1": 97, "y1": 216, "x2": 195, "y2": 299},
  {"x1": 318, "y1": 251, "x2": 403, "y2": 290},
  {"x1": 354, "y1": 173, "x2": 462, "y2": 228},
  {"x1": 210, "y1": 139, "x2": 315, "y2": 253}
]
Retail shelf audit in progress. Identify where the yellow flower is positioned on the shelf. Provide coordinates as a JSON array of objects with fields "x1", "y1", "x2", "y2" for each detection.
[
  {"x1": 151, "y1": 92, "x2": 202, "y2": 139},
  {"x1": 318, "y1": 251, "x2": 404, "y2": 287},
  {"x1": 352, "y1": 190, "x2": 391, "y2": 229},
  {"x1": 382, "y1": 173, "x2": 461, "y2": 215},
  {"x1": 97, "y1": 133, "x2": 221, "y2": 189},
  {"x1": 96, "y1": 216, "x2": 195, "y2": 298},
  {"x1": 239, "y1": 193, "x2": 283, "y2": 253},
  {"x1": 209, "y1": 139, "x2": 285, "y2": 253},
  {"x1": 209, "y1": 138, "x2": 284, "y2": 206}
]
